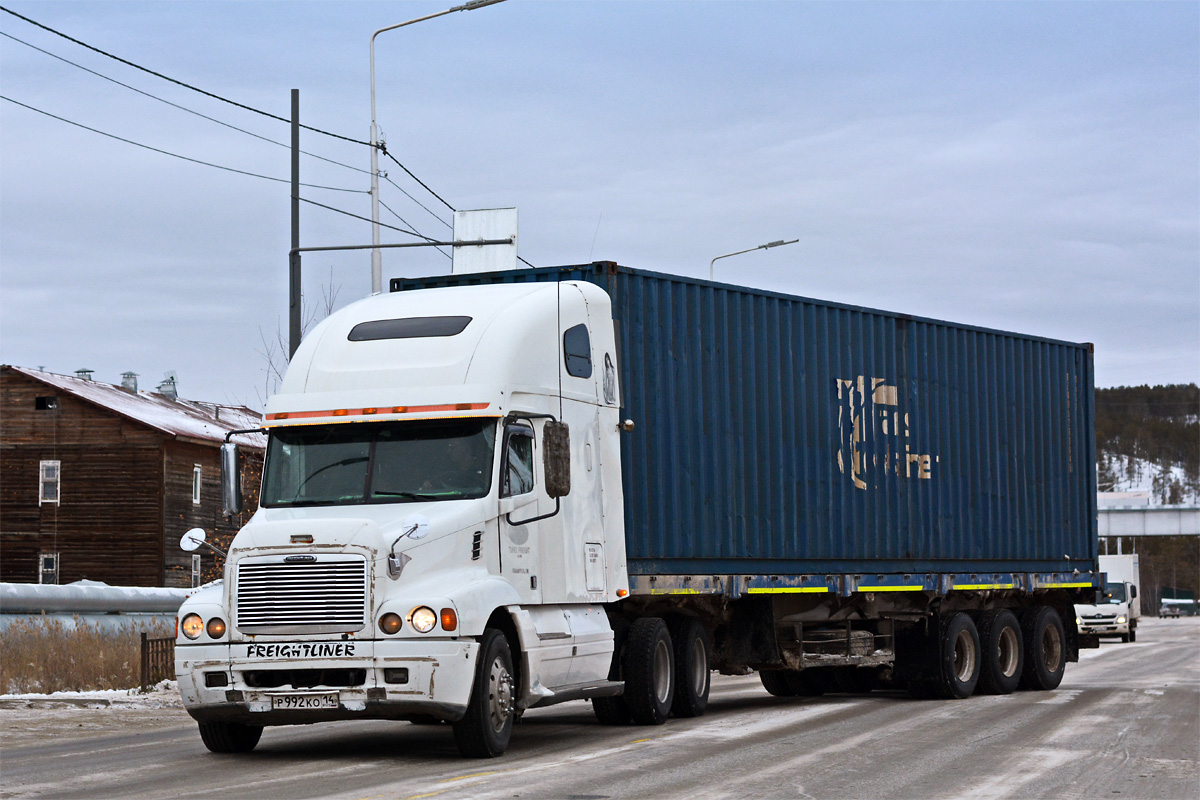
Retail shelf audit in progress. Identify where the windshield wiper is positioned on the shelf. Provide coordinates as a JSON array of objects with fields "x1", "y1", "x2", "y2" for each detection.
[{"x1": 373, "y1": 491, "x2": 446, "y2": 501}]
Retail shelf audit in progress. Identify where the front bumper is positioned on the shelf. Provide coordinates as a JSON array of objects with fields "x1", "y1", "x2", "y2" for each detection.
[
  {"x1": 176, "y1": 637, "x2": 478, "y2": 726},
  {"x1": 1078, "y1": 620, "x2": 1128, "y2": 636}
]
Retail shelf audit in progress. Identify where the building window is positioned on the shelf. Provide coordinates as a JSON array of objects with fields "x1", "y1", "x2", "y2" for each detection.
[
  {"x1": 39, "y1": 552, "x2": 59, "y2": 585},
  {"x1": 191, "y1": 554, "x2": 202, "y2": 588},
  {"x1": 35, "y1": 395, "x2": 58, "y2": 410},
  {"x1": 192, "y1": 466, "x2": 202, "y2": 505},
  {"x1": 39, "y1": 460, "x2": 61, "y2": 505}
]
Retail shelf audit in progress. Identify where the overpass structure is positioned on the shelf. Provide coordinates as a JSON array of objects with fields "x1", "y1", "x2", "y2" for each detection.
[{"x1": 1099, "y1": 505, "x2": 1200, "y2": 538}]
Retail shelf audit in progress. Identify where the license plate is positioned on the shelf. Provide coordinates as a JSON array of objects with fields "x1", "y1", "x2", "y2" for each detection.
[{"x1": 271, "y1": 693, "x2": 339, "y2": 710}]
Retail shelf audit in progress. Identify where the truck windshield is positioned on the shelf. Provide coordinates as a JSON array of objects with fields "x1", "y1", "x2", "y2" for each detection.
[
  {"x1": 261, "y1": 419, "x2": 496, "y2": 507},
  {"x1": 1098, "y1": 583, "x2": 1127, "y2": 604}
]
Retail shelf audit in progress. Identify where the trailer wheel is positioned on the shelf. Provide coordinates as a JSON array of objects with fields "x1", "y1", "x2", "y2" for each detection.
[
  {"x1": 918, "y1": 612, "x2": 980, "y2": 700},
  {"x1": 197, "y1": 721, "x2": 262, "y2": 753},
  {"x1": 453, "y1": 628, "x2": 515, "y2": 757},
  {"x1": 975, "y1": 609, "x2": 1023, "y2": 695},
  {"x1": 594, "y1": 618, "x2": 632, "y2": 725},
  {"x1": 668, "y1": 618, "x2": 711, "y2": 718},
  {"x1": 1018, "y1": 606, "x2": 1065, "y2": 691},
  {"x1": 623, "y1": 617, "x2": 674, "y2": 725}
]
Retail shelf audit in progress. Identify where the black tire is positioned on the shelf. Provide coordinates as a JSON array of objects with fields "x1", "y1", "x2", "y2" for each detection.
[
  {"x1": 669, "y1": 617, "x2": 711, "y2": 718},
  {"x1": 917, "y1": 612, "x2": 980, "y2": 700},
  {"x1": 594, "y1": 618, "x2": 632, "y2": 725},
  {"x1": 197, "y1": 721, "x2": 262, "y2": 753},
  {"x1": 623, "y1": 617, "x2": 674, "y2": 725},
  {"x1": 1119, "y1": 632, "x2": 1130, "y2": 643},
  {"x1": 1128, "y1": 625, "x2": 1137, "y2": 643},
  {"x1": 975, "y1": 609, "x2": 1023, "y2": 695},
  {"x1": 1018, "y1": 606, "x2": 1066, "y2": 691},
  {"x1": 409, "y1": 714, "x2": 443, "y2": 725},
  {"x1": 759, "y1": 669, "x2": 797, "y2": 697},
  {"x1": 453, "y1": 628, "x2": 516, "y2": 757}
]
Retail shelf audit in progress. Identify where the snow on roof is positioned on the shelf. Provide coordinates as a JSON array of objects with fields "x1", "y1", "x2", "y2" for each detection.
[{"x1": 8, "y1": 366, "x2": 264, "y2": 448}]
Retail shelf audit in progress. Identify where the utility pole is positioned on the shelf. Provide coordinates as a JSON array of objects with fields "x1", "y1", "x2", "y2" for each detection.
[{"x1": 289, "y1": 89, "x2": 301, "y2": 358}]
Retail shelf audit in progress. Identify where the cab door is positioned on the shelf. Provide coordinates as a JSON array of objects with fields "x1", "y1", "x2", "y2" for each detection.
[{"x1": 499, "y1": 421, "x2": 541, "y2": 603}]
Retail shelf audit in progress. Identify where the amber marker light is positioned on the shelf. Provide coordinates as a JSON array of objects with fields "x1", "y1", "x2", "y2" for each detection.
[
  {"x1": 617, "y1": 589, "x2": 629, "y2": 597},
  {"x1": 440, "y1": 608, "x2": 458, "y2": 632},
  {"x1": 379, "y1": 613, "x2": 403, "y2": 635},
  {"x1": 206, "y1": 618, "x2": 227, "y2": 638}
]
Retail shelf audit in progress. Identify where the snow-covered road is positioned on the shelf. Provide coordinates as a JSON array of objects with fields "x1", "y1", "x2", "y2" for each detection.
[{"x1": 2, "y1": 618, "x2": 1197, "y2": 800}]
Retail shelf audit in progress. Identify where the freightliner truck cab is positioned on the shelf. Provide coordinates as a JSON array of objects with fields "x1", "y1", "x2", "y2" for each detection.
[{"x1": 175, "y1": 281, "x2": 629, "y2": 756}]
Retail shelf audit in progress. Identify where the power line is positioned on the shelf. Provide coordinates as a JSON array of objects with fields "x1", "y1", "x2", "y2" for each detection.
[
  {"x1": 1, "y1": 30, "x2": 373, "y2": 177},
  {"x1": 379, "y1": 198, "x2": 452, "y2": 261},
  {"x1": 382, "y1": 147, "x2": 457, "y2": 212},
  {"x1": 0, "y1": 5, "x2": 371, "y2": 147},
  {"x1": 382, "y1": 173, "x2": 452, "y2": 229},
  {"x1": 300, "y1": 197, "x2": 432, "y2": 239},
  {"x1": 1, "y1": 94, "x2": 365, "y2": 193}
]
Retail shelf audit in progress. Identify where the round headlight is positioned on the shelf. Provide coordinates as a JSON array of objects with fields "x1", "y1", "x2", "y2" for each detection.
[
  {"x1": 206, "y1": 617, "x2": 227, "y2": 638},
  {"x1": 410, "y1": 606, "x2": 437, "y2": 633},
  {"x1": 1116, "y1": 616, "x2": 1126, "y2": 624},
  {"x1": 379, "y1": 612, "x2": 403, "y2": 635},
  {"x1": 181, "y1": 613, "x2": 204, "y2": 640},
  {"x1": 1076, "y1": 617, "x2": 1082, "y2": 627}
]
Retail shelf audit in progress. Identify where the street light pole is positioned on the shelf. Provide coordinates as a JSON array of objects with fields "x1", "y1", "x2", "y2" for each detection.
[
  {"x1": 369, "y1": 0, "x2": 508, "y2": 295},
  {"x1": 709, "y1": 238, "x2": 799, "y2": 281}
]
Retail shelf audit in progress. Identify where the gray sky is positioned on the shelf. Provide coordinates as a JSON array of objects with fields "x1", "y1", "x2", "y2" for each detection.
[{"x1": 1, "y1": 0, "x2": 1197, "y2": 408}]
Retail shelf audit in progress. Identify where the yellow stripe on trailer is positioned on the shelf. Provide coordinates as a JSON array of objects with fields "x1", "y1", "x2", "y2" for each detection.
[
  {"x1": 746, "y1": 587, "x2": 830, "y2": 594},
  {"x1": 856, "y1": 585, "x2": 925, "y2": 592},
  {"x1": 953, "y1": 584, "x2": 1015, "y2": 591},
  {"x1": 649, "y1": 588, "x2": 703, "y2": 595},
  {"x1": 1040, "y1": 582, "x2": 1094, "y2": 589}
]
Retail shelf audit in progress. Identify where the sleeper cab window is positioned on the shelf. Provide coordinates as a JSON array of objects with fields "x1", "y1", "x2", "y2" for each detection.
[
  {"x1": 502, "y1": 425, "x2": 535, "y2": 498},
  {"x1": 563, "y1": 323, "x2": 592, "y2": 378}
]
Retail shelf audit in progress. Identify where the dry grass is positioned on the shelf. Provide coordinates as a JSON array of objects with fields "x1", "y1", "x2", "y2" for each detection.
[{"x1": 0, "y1": 616, "x2": 173, "y2": 694}]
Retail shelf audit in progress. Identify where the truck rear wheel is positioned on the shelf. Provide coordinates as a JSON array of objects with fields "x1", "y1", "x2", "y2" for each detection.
[
  {"x1": 623, "y1": 617, "x2": 674, "y2": 725},
  {"x1": 669, "y1": 617, "x2": 711, "y2": 718},
  {"x1": 910, "y1": 612, "x2": 980, "y2": 699},
  {"x1": 1018, "y1": 606, "x2": 1065, "y2": 691},
  {"x1": 975, "y1": 609, "x2": 1023, "y2": 695},
  {"x1": 197, "y1": 721, "x2": 262, "y2": 753},
  {"x1": 594, "y1": 618, "x2": 632, "y2": 725},
  {"x1": 453, "y1": 628, "x2": 515, "y2": 757}
]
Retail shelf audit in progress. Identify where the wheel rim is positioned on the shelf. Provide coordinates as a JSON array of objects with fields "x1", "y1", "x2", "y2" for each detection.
[
  {"x1": 997, "y1": 625, "x2": 1020, "y2": 678},
  {"x1": 690, "y1": 636, "x2": 708, "y2": 696},
  {"x1": 653, "y1": 638, "x2": 671, "y2": 704},
  {"x1": 487, "y1": 655, "x2": 514, "y2": 733},
  {"x1": 953, "y1": 628, "x2": 976, "y2": 683},
  {"x1": 1041, "y1": 622, "x2": 1062, "y2": 673}
]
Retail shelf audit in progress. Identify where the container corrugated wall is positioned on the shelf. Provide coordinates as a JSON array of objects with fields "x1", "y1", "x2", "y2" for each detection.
[{"x1": 393, "y1": 263, "x2": 1098, "y2": 576}]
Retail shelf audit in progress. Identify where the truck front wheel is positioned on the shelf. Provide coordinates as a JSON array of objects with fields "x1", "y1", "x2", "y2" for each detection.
[
  {"x1": 197, "y1": 721, "x2": 262, "y2": 753},
  {"x1": 623, "y1": 617, "x2": 674, "y2": 725},
  {"x1": 1018, "y1": 606, "x2": 1065, "y2": 691},
  {"x1": 453, "y1": 628, "x2": 515, "y2": 757}
]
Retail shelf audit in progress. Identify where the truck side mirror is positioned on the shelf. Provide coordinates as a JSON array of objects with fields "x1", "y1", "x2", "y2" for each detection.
[
  {"x1": 220, "y1": 442, "x2": 242, "y2": 516},
  {"x1": 1129, "y1": 585, "x2": 1137, "y2": 599},
  {"x1": 543, "y1": 421, "x2": 571, "y2": 499}
]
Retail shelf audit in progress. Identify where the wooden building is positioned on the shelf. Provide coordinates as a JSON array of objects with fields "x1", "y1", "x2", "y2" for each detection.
[{"x1": 0, "y1": 366, "x2": 264, "y2": 588}]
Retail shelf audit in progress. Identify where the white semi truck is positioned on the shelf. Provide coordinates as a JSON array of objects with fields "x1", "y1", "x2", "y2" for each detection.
[
  {"x1": 1075, "y1": 553, "x2": 1141, "y2": 642},
  {"x1": 175, "y1": 265, "x2": 1101, "y2": 758}
]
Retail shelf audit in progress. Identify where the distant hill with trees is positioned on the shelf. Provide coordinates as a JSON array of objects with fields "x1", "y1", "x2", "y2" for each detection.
[{"x1": 1095, "y1": 383, "x2": 1199, "y2": 504}]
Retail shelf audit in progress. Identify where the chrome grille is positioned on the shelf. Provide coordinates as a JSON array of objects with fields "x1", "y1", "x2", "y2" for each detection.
[{"x1": 236, "y1": 558, "x2": 367, "y2": 633}]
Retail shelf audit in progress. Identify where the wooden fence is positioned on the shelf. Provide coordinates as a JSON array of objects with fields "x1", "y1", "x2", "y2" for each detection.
[{"x1": 141, "y1": 632, "x2": 175, "y2": 690}]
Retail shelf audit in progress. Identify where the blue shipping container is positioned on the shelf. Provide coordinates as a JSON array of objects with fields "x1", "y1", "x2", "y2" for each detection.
[{"x1": 393, "y1": 263, "x2": 1098, "y2": 577}]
